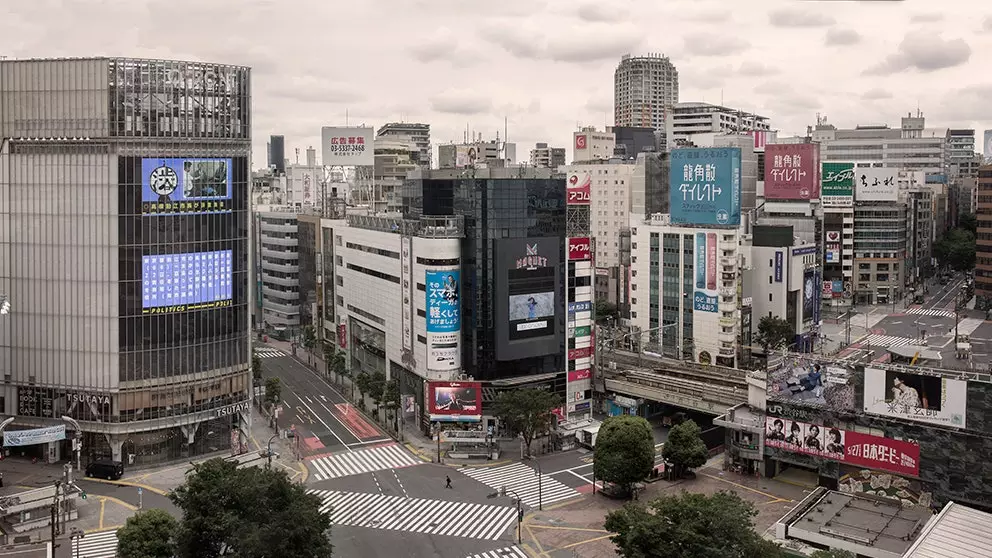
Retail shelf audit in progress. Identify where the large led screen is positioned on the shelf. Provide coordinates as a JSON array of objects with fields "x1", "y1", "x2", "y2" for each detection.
[
  {"x1": 141, "y1": 158, "x2": 233, "y2": 215},
  {"x1": 495, "y1": 237, "x2": 562, "y2": 360},
  {"x1": 142, "y1": 250, "x2": 233, "y2": 314}
]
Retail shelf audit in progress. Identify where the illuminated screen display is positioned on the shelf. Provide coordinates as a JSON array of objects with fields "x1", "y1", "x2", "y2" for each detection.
[
  {"x1": 141, "y1": 158, "x2": 233, "y2": 215},
  {"x1": 142, "y1": 250, "x2": 233, "y2": 314},
  {"x1": 508, "y1": 266, "x2": 556, "y2": 341}
]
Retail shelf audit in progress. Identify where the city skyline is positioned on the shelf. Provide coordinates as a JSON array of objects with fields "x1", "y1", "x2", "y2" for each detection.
[{"x1": 2, "y1": 0, "x2": 991, "y2": 163}]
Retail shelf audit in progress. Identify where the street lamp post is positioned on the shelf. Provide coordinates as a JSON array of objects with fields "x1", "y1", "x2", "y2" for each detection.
[
  {"x1": 526, "y1": 456, "x2": 543, "y2": 510},
  {"x1": 266, "y1": 434, "x2": 278, "y2": 468},
  {"x1": 61, "y1": 416, "x2": 82, "y2": 473},
  {"x1": 488, "y1": 487, "x2": 523, "y2": 544}
]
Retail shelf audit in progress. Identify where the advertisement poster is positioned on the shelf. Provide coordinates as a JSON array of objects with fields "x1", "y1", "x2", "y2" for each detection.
[
  {"x1": 802, "y1": 269, "x2": 815, "y2": 322},
  {"x1": 763, "y1": 143, "x2": 820, "y2": 200},
  {"x1": 838, "y1": 466, "x2": 932, "y2": 509},
  {"x1": 507, "y1": 240, "x2": 557, "y2": 341},
  {"x1": 669, "y1": 147, "x2": 742, "y2": 226},
  {"x1": 568, "y1": 369, "x2": 592, "y2": 382},
  {"x1": 428, "y1": 382, "x2": 481, "y2": 422},
  {"x1": 822, "y1": 281, "x2": 833, "y2": 296},
  {"x1": 320, "y1": 126, "x2": 374, "y2": 167},
  {"x1": 766, "y1": 356, "x2": 855, "y2": 409},
  {"x1": 425, "y1": 270, "x2": 461, "y2": 371},
  {"x1": 567, "y1": 173, "x2": 591, "y2": 205},
  {"x1": 855, "y1": 168, "x2": 899, "y2": 202},
  {"x1": 821, "y1": 163, "x2": 855, "y2": 207},
  {"x1": 400, "y1": 237, "x2": 413, "y2": 352},
  {"x1": 693, "y1": 233, "x2": 718, "y2": 313},
  {"x1": 863, "y1": 368, "x2": 966, "y2": 427},
  {"x1": 337, "y1": 323, "x2": 347, "y2": 349},
  {"x1": 3, "y1": 425, "x2": 66, "y2": 447},
  {"x1": 774, "y1": 251, "x2": 783, "y2": 283},
  {"x1": 142, "y1": 158, "x2": 232, "y2": 215},
  {"x1": 813, "y1": 270, "x2": 821, "y2": 324},
  {"x1": 765, "y1": 416, "x2": 920, "y2": 477},
  {"x1": 832, "y1": 280, "x2": 843, "y2": 298},
  {"x1": 568, "y1": 237, "x2": 591, "y2": 260},
  {"x1": 575, "y1": 135, "x2": 587, "y2": 150},
  {"x1": 141, "y1": 250, "x2": 233, "y2": 314}
]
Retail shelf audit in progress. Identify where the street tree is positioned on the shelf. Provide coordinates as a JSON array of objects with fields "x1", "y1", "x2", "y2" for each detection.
[
  {"x1": 959, "y1": 212, "x2": 977, "y2": 236},
  {"x1": 251, "y1": 351, "x2": 263, "y2": 385},
  {"x1": 605, "y1": 491, "x2": 785, "y2": 558},
  {"x1": 301, "y1": 325, "x2": 317, "y2": 364},
  {"x1": 492, "y1": 388, "x2": 563, "y2": 457},
  {"x1": 593, "y1": 415, "x2": 654, "y2": 496},
  {"x1": 661, "y1": 419, "x2": 709, "y2": 478},
  {"x1": 116, "y1": 508, "x2": 179, "y2": 558},
  {"x1": 355, "y1": 370, "x2": 371, "y2": 409},
  {"x1": 934, "y1": 228, "x2": 976, "y2": 271},
  {"x1": 755, "y1": 315, "x2": 795, "y2": 352},
  {"x1": 369, "y1": 371, "x2": 387, "y2": 420},
  {"x1": 322, "y1": 341, "x2": 336, "y2": 380},
  {"x1": 383, "y1": 379, "x2": 401, "y2": 432},
  {"x1": 811, "y1": 550, "x2": 856, "y2": 558},
  {"x1": 171, "y1": 458, "x2": 333, "y2": 558},
  {"x1": 264, "y1": 376, "x2": 282, "y2": 406}
]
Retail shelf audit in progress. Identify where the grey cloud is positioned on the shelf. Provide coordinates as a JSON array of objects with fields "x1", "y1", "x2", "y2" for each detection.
[
  {"x1": 678, "y1": 9, "x2": 731, "y2": 23},
  {"x1": 776, "y1": 93, "x2": 821, "y2": 111},
  {"x1": 753, "y1": 81, "x2": 789, "y2": 96},
  {"x1": 769, "y1": 9, "x2": 835, "y2": 28},
  {"x1": 864, "y1": 34, "x2": 971, "y2": 75},
  {"x1": 936, "y1": 84, "x2": 992, "y2": 122},
  {"x1": 409, "y1": 29, "x2": 479, "y2": 67},
  {"x1": 577, "y1": 4, "x2": 624, "y2": 23},
  {"x1": 825, "y1": 28, "x2": 861, "y2": 47},
  {"x1": 984, "y1": 17, "x2": 992, "y2": 31},
  {"x1": 263, "y1": 77, "x2": 361, "y2": 104},
  {"x1": 738, "y1": 61, "x2": 777, "y2": 77},
  {"x1": 546, "y1": 32, "x2": 643, "y2": 63},
  {"x1": 481, "y1": 20, "x2": 641, "y2": 63},
  {"x1": 910, "y1": 13, "x2": 944, "y2": 23},
  {"x1": 680, "y1": 65, "x2": 732, "y2": 90},
  {"x1": 861, "y1": 88, "x2": 892, "y2": 101},
  {"x1": 683, "y1": 34, "x2": 748, "y2": 57},
  {"x1": 429, "y1": 90, "x2": 492, "y2": 115}
]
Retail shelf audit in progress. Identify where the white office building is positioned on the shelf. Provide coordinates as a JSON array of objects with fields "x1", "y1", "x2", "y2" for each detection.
[
  {"x1": 743, "y1": 240, "x2": 820, "y2": 352},
  {"x1": 614, "y1": 53, "x2": 679, "y2": 130},
  {"x1": 812, "y1": 113, "x2": 948, "y2": 172},
  {"x1": 572, "y1": 127, "x2": 616, "y2": 163},
  {"x1": 256, "y1": 207, "x2": 302, "y2": 331},
  {"x1": 670, "y1": 102, "x2": 772, "y2": 145}
]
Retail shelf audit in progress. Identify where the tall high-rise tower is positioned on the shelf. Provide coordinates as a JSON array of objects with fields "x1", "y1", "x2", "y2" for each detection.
[{"x1": 614, "y1": 53, "x2": 679, "y2": 130}]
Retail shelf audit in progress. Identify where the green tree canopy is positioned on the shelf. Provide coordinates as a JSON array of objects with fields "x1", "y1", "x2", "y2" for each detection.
[
  {"x1": 755, "y1": 315, "x2": 795, "y2": 352},
  {"x1": 593, "y1": 415, "x2": 655, "y2": 495},
  {"x1": 604, "y1": 491, "x2": 785, "y2": 558},
  {"x1": 934, "y1": 227, "x2": 976, "y2": 271},
  {"x1": 595, "y1": 298, "x2": 619, "y2": 325},
  {"x1": 959, "y1": 212, "x2": 977, "y2": 236},
  {"x1": 383, "y1": 379, "x2": 401, "y2": 431},
  {"x1": 661, "y1": 419, "x2": 709, "y2": 478},
  {"x1": 170, "y1": 458, "x2": 333, "y2": 558},
  {"x1": 264, "y1": 376, "x2": 282, "y2": 406},
  {"x1": 116, "y1": 508, "x2": 179, "y2": 558},
  {"x1": 811, "y1": 550, "x2": 856, "y2": 558},
  {"x1": 251, "y1": 351, "x2": 263, "y2": 385},
  {"x1": 301, "y1": 325, "x2": 317, "y2": 350},
  {"x1": 492, "y1": 388, "x2": 563, "y2": 456}
]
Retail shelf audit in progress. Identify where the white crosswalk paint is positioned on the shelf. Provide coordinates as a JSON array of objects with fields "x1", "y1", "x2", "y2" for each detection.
[
  {"x1": 72, "y1": 529, "x2": 118, "y2": 558},
  {"x1": 464, "y1": 546, "x2": 528, "y2": 558},
  {"x1": 309, "y1": 490, "x2": 516, "y2": 540},
  {"x1": 308, "y1": 443, "x2": 421, "y2": 481},
  {"x1": 860, "y1": 334, "x2": 917, "y2": 348},
  {"x1": 956, "y1": 318, "x2": 984, "y2": 336},
  {"x1": 460, "y1": 462, "x2": 581, "y2": 508},
  {"x1": 907, "y1": 308, "x2": 956, "y2": 318},
  {"x1": 254, "y1": 348, "x2": 286, "y2": 358}
]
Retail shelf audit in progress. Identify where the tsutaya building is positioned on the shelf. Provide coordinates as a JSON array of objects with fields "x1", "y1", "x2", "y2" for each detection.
[{"x1": 564, "y1": 169, "x2": 594, "y2": 421}]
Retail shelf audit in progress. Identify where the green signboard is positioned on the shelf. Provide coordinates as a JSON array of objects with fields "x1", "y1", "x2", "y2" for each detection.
[
  {"x1": 821, "y1": 163, "x2": 854, "y2": 197},
  {"x1": 571, "y1": 325, "x2": 591, "y2": 338}
]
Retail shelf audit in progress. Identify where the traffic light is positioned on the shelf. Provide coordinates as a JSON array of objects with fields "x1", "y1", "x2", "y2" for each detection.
[
  {"x1": 518, "y1": 508, "x2": 524, "y2": 522},
  {"x1": 80, "y1": 491, "x2": 86, "y2": 500}
]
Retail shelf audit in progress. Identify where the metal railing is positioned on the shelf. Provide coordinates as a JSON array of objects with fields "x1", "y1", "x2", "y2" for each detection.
[{"x1": 346, "y1": 214, "x2": 464, "y2": 238}]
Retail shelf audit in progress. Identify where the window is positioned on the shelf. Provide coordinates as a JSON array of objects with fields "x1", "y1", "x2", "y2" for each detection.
[{"x1": 769, "y1": 293, "x2": 773, "y2": 301}]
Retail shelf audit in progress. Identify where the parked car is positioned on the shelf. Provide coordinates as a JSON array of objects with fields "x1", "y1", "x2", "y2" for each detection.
[{"x1": 85, "y1": 459, "x2": 124, "y2": 480}]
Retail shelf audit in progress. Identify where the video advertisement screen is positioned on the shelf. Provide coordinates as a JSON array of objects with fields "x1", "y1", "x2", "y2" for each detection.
[
  {"x1": 141, "y1": 158, "x2": 233, "y2": 215},
  {"x1": 508, "y1": 267, "x2": 556, "y2": 341},
  {"x1": 141, "y1": 250, "x2": 233, "y2": 314}
]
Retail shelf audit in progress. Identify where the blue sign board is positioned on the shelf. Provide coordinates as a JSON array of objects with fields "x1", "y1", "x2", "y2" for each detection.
[
  {"x1": 669, "y1": 147, "x2": 742, "y2": 227},
  {"x1": 142, "y1": 250, "x2": 233, "y2": 311},
  {"x1": 792, "y1": 246, "x2": 818, "y2": 257},
  {"x1": 568, "y1": 301, "x2": 592, "y2": 316},
  {"x1": 426, "y1": 270, "x2": 460, "y2": 333},
  {"x1": 141, "y1": 158, "x2": 233, "y2": 215},
  {"x1": 774, "y1": 251, "x2": 783, "y2": 283}
]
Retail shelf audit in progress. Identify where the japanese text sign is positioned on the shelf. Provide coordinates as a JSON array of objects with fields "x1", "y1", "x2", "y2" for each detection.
[
  {"x1": 669, "y1": 147, "x2": 741, "y2": 227},
  {"x1": 764, "y1": 144, "x2": 819, "y2": 200}
]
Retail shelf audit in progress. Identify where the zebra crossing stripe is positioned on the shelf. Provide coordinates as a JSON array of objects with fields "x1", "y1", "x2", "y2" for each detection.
[
  {"x1": 861, "y1": 334, "x2": 916, "y2": 348},
  {"x1": 72, "y1": 529, "x2": 118, "y2": 558},
  {"x1": 460, "y1": 462, "x2": 581, "y2": 508},
  {"x1": 465, "y1": 546, "x2": 528, "y2": 558},
  {"x1": 308, "y1": 443, "x2": 421, "y2": 480},
  {"x1": 309, "y1": 490, "x2": 517, "y2": 540},
  {"x1": 907, "y1": 308, "x2": 956, "y2": 318},
  {"x1": 254, "y1": 348, "x2": 286, "y2": 358}
]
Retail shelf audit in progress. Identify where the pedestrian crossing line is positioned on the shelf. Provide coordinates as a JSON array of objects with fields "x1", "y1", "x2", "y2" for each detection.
[
  {"x1": 907, "y1": 308, "x2": 956, "y2": 318},
  {"x1": 460, "y1": 462, "x2": 582, "y2": 508},
  {"x1": 307, "y1": 443, "x2": 422, "y2": 481},
  {"x1": 72, "y1": 529, "x2": 118, "y2": 558},
  {"x1": 254, "y1": 347, "x2": 286, "y2": 358},
  {"x1": 859, "y1": 334, "x2": 917, "y2": 348},
  {"x1": 308, "y1": 490, "x2": 517, "y2": 540},
  {"x1": 465, "y1": 546, "x2": 528, "y2": 558}
]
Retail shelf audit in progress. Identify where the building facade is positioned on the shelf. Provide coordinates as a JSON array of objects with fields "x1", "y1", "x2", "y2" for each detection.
[
  {"x1": 256, "y1": 208, "x2": 301, "y2": 332},
  {"x1": 572, "y1": 128, "x2": 615, "y2": 163},
  {"x1": 813, "y1": 114, "x2": 948, "y2": 172},
  {"x1": 375, "y1": 122, "x2": 431, "y2": 169},
  {"x1": 614, "y1": 53, "x2": 679, "y2": 130},
  {"x1": 670, "y1": 102, "x2": 771, "y2": 145},
  {"x1": 976, "y1": 165, "x2": 992, "y2": 309},
  {"x1": 529, "y1": 143, "x2": 565, "y2": 168},
  {"x1": 0, "y1": 57, "x2": 252, "y2": 466}
]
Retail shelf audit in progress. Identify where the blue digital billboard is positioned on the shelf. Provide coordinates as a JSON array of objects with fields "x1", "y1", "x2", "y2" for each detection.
[
  {"x1": 669, "y1": 147, "x2": 741, "y2": 227},
  {"x1": 141, "y1": 158, "x2": 233, "y2": 215},
  {"x1": 426, "y1": 270, "x2": 460, "y2": 333},
  {"x1": 141, "y1": 250, "x2": 233, "y2": 314}
]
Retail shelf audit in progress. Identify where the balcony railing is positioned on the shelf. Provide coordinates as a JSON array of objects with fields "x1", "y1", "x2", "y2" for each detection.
[{"x1": 347, "y1": 214, "x2": 464, "y2": 238}]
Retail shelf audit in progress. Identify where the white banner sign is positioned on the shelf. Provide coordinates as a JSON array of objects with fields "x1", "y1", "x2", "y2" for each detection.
[
  {"x1": 321, "y1": 126, "x2": 374, "y2": 167},
  {"x1": 863, "y1": 367, "x2": 966, "y2": 428},
  {"x1": 855, "y1": 168, "x2": 898, "y2": 202},
  {"x1": 3, "y1": 425, "x2": 66, "y2": 447}
]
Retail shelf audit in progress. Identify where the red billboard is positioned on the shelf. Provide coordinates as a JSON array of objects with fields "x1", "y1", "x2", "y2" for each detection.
[
  {"x1": 568, "y1": 237, "x2": 591, "y2": 261},
  {"x1": 337, "y1": 323, "x2": 347, "y2": 348},
  {"x1": 568, "y1": 369, "x2": 592, "y2": 382},
  {"x1": 568, "y1": 346, "x2": 593, "y2": 360},
  {"x1": 764, "y1": 143, "x2": 820, "y2": 200},
  {"x1": 765, "y1": 417, "x2": 919, "y2": 477},
  {"x1": 566, "y1": 172, "x2": 591, "y2": 205},
  {"x1": 574, "y1": 135, "x2": 587, "y2": 150},
  {"x1": 428, "y1": 381, "x2": 482, "y2": 422}
]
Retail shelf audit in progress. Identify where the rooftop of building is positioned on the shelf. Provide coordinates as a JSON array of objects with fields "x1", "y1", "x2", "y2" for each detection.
[
  {"x1": 409, "y1": 166, "x2": 557, "y2": 180},
  {"x1": 902, "y1": 501, "x2": 992, "y2": 558},
  {"x1": 673, "y1": 102, "x2": 768, "y2": 119},
  {"x1": 0, "y1": 56, "x2": 248, "y2": 69}
]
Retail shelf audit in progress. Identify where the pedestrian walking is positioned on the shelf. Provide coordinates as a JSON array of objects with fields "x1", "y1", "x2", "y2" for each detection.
[
  {"x1": 0, "y1": 472, "x2": 4, "y2": 488},
  {"x1": 445, "y1": 476, "x2": 452, "y2": 489}
]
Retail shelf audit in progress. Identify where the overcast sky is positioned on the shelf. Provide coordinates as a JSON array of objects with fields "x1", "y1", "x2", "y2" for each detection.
[{"x1": 4, "y1": 0, "x2": 991, "y2": 165}]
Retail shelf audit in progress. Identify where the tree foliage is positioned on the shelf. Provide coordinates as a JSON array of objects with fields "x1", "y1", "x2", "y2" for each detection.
[
  {"x1": 934, "y1": 227, "x2": 976, "y2": 271},
  {"x1": 116, "y1": 508, "x2": 179, "y2": 558},
  {"x1": 355, "y1": 370, "x2": 371, "y2": 408},
  {"x1": 811, "y1": 550, "x2": 856, "y2": 558},
  {"x1": 959, "y1": 212, "x2": 977, "y2": 236},
  {"x1": 251, "y1": 352, "x2": 263, "y2": 385},
  {"x1": 492, "y1": 388, "x2": 563, "y2": 456},
  {"x1": 595, "y1": 298, "x2": 619, "y2": 324},
  {"x1": 661, "y1": 419, "x2": 709, "y2": 478},
  {"x1": 755, "y1": 315, "x2": 795, "y2": 352},
  {"x1": 322, "y1": 341, "x2": 336, "y2": 379},
  {"x1": 604, "y1": 491, "x2": 785, "y2": 558},
  {"x1": 383, "y1": 379, "x2": 401, "y2": 431},
  {"x1": 301, "y1": 325, "x2": 317, "y2": 351},
  {"x1": 593, "y1": 415, "x2": 655, "y2": 495},
  {"x1": 264, "y1": 376, "x2": 282, "y2": 405},
  {"x1": 170, "y1": 458, "x2": 333, "y2": 558}
]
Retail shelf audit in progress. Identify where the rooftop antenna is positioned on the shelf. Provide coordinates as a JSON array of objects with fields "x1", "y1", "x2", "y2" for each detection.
[{"x1": 295, "y1": 147, "x2": 300, "y2": 164}]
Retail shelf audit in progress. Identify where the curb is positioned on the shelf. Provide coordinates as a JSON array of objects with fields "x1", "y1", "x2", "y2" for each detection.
[{"x1": 82, "y1": 477, "x2": 169, "y2": 496}]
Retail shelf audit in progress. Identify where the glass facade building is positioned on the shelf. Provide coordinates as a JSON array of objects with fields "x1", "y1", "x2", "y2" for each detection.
[{"x1": 0, "y1": 58, "x2": 252, "y2": 466}]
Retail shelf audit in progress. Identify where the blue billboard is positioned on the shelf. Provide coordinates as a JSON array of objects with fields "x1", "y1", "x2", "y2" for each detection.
[
  {"x1": 141, "y1": 158, "x2": 233, "y2": 215},
  {"x1": 141, "y1": 250, "x2": 233, "y2": 314},
  {"x1": 426, "y1": 270, "x2": 460, "y2": 333},
  {"x1": 669, "y1": 147, "x2": 741, "y2": 226}
]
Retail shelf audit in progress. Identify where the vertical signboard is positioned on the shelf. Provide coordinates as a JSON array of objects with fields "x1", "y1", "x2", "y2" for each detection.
[
  {"x1": 763, "y1": 144, "x2": 820, "y2": 200},
  {"x1": 825, "y1": 230, "x2": 842, "y2": 264},
  {"x1": 802, "y1": 269, "x2": 815, "y2": 322},
  {"x1": 855, "y1": 168, "x2": 899, "y2": 202},
  {"x1": 400, "y1": 237, "x2": 413, "y2": 353},
  {"x1": 813, "y1": 270, "x2": 821, "y2": 324},
  {"x1": 426, "y1": 270, "x2": 461, "y2": 371},
  {"x1": 566, "y1": 172, "x2": 591, "y2": 205},
  {"x1": 337, "y1": 323, "x2": 347, "y2": 349},
  {"x1": 567, "y1": 237, "x2": 591, "y2": 261},
  {"x1": 320, "y1": 127, "x2": 374, "y2": 166},
  {"x1": 692, "y1": 233, "x2": 718, "y2": 313},
  {"x1": 821, "y1": 163, "x2": 855, "y2": 207},
  {"x1": 669, "y1": 147, "x2": 742, "y2": 226},
  {"x1": 774, "y1": 251, "x2": 783, "y2": 283}
]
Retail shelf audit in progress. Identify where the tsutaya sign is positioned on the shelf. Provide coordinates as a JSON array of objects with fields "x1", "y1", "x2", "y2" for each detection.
[
  {"x1": 215, "y1": 401, "x2": 250, "y2": 418},
  {"x1": 65, "y1": 393, "x2": 111, "y2": 406}
]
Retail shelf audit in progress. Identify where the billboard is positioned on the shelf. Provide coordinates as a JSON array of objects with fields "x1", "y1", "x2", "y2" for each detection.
[
  {"x1": 142, "y1": 158, "x2": 232, "y2": 215},
  {"x1": 985, "y1": 130, "x2": 992, "y2": 161},
  {"x1": 566, "y1": 172, "x2": 591, "y2": 205},
  {"x1": 575, "y1": 134, "x2": 587, "y2": 150},
  {"x1": 568, "y1": 237, "x2": 591, "y2": 261},
  {"x1": 455, "y1": 145, "x2": 481, "y2": 169},
  {"x1": 426, "y1": 270, "x2": 461, "y2": 371},
  {"x1": 802, "y1": 269, "x2": 815, "y2": 321},
  {"x1": 855, "y1": 168, "x2": 898, "y2": 202},
  {"x1": 495, "y1": 238, "x2": 561, "y2": 360},
  {"x1": 764, "y1": 143, "x2": 820, "y2": 200},
  {"x1": 765, "y1": 417, "x2": 920, "y2": 477},
  {"x1": 142, "y1": 250, "x2": 233, "y2": 314},
  {"x1": 428, "y1": 382, "x2": 481, "y2": 422},
  {"x1": 774, "y1": 251, "x2": 783, "y2": 282},
  {"x1": 669, "y1": 147, "x2": 742, "y2": 226},
  {"x1": 820, "y1": 162, "x2": 855, "y2": 207},
  {"x1": 767, "y1": 356, "x2": 856, "y2": 409},
  {"x1": 320, "y1": 126, "x2": 374, "y2": 166},
  {"x1": 693, "y1": 233, "x2": 719, "y2": 313},
  {"x1": 863, "y1": 368, "x2": 967, "y2": 428}
]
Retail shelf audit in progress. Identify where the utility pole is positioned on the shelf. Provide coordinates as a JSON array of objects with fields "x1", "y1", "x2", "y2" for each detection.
[{"x1": 50, "y1": 480, "x2": 62, "y2": 552}]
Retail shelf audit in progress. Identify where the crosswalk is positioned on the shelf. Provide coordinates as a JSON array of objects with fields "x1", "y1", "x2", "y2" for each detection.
[
  {"x1": 908, "y1": 308, "x2": 956, "y2": 318},
  {"x1": 860, "y1": 334, "x2": 918, "y2": 348},
  {"x1": 254, "y1": 347, "x2": 286, "y2": 358},
  {"x1": 72, "y1": 529, "x2": 118, "y2": 558},
  {"x1": 309, "y1": 490, "x2": 516, "y2": 540},
  {"x1": 308, "y1": 443, "x2": 422, "y2": 481},
  {"x1": 465, "y1": 546, "x2": 528, "y2": 558},
  {"x1": 460, "y1": 462, "x2": 581, "y2": 508},
  {"x1": 956, "y1": 318, "x2": 985, "y2": 336}
]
